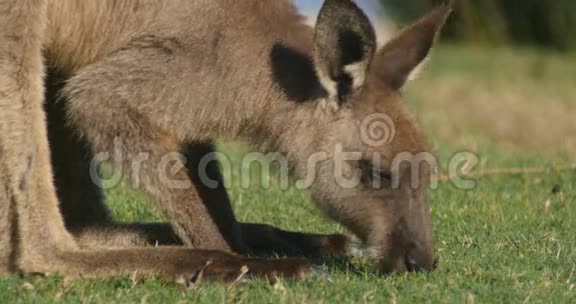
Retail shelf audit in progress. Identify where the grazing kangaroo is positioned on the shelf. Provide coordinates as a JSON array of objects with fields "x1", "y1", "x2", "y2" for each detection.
[{"x1": 0, "y1": 0, "x2": 451, "y2": 282}]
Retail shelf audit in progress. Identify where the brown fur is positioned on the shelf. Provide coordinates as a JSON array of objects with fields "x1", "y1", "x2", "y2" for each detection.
[{"x1": 0, "y1": 0, "x2": 451, "y2": 281}]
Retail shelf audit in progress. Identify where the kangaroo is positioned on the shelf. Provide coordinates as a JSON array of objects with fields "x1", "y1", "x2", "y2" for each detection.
[{"x1": 0, "y1": 0, "x2": 451, "y2": 281}]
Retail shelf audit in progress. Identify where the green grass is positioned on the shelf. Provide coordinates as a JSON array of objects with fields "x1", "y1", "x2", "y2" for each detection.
[{"x1": 2, "y1": 46, "x2": 575, "y2": 303}]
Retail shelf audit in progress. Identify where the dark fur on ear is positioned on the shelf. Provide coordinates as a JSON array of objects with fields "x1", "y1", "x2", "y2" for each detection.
[
  {"x1": 373, "y1": 2, "x2": 453, "y2": 90},
  {"x1": 270, "y1": 43, "x2": 327, "y2": 103},
  {"x1": 314, "y1": 0, "x2": 376, "y2": 105}
]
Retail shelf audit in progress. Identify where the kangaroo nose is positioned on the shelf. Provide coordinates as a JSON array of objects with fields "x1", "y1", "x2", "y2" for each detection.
[
  {"x1": 405, "y1": 256, "x2": 422, "y2": 272},
  {"x1": 405, "y1": 255, "x2": 438, "y2": 273}
]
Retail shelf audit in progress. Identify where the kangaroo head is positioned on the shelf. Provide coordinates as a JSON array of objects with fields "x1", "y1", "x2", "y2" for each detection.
[{"x1": 293, "y1": 0, "x2": 452, "y2": 273}]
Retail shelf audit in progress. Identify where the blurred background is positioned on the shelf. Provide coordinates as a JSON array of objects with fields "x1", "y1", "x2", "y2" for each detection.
[{"x1": 296, "y1": 0, "x2": 576, "y2": 162}]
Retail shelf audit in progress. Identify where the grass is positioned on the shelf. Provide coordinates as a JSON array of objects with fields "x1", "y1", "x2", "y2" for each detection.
[
  {"x1": 1, "y1": 45, "x2": 575, "y2": 303},
  {"x1": 410, "y1": 45, "x2": 576, "y2": 159}
]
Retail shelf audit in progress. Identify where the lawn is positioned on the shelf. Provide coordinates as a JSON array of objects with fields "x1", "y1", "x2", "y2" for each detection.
[{"x1": 1, "y1": 46, "x2": 575, "y2": 303}]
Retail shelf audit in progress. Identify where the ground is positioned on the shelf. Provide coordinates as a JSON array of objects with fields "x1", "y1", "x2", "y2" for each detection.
[{"x1": 1, "y1": 46, "x2": 574, "y2": 303}]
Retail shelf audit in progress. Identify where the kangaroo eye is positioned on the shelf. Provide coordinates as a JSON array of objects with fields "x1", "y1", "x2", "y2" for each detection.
[{"x1": 359, "y1": 160, "x2": 392, "y2": 188}]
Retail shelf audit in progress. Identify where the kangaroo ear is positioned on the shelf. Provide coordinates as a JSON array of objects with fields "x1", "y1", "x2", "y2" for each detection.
[
  {"x1": 374, "y1": 2, "x2": 452, "y2": 90},
  {"x1": 314, "y1": 0, "x2": 376, "y2": 109}
]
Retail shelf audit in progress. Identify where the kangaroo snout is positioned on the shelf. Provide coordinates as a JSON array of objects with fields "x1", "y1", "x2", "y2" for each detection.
[
  {"x1": 379, "y1": 247, "x2": 436, "y2": 274},
  {"x1": 404, "y1": 250, "x2": 437, "y2": 273}
]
